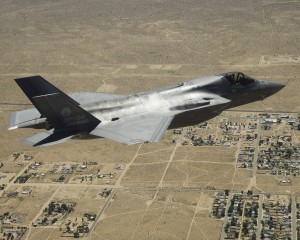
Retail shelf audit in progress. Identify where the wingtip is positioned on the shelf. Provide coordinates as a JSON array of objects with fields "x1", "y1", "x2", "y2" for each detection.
[
  {"x1": 8, "y1": 126, "x2": 18, "y2": 130},
  {"x1": 15, "y1": 75, "x2": 42, "y2": 81}
]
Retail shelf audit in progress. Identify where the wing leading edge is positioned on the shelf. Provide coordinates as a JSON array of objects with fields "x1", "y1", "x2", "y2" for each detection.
[{"x1": 90, "y1": 113, "x2": 174, "y2": 144}]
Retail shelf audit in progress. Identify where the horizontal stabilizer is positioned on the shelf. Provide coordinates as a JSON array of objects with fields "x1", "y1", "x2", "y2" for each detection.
[
  {"x1": 8, "y1": 108, "x2": 43, "y2": 130},
  {"x1": 20, "y1": 130, "x2": 74, "y2": 147}
]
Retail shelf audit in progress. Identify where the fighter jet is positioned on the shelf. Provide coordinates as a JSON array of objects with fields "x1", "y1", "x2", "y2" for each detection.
[{"x1": 8, "y1": 72, "x2": 285, "y2": 147}]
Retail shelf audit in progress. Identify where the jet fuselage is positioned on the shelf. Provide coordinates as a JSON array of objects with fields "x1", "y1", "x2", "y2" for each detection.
[
  {"x1": 9, "y1": 72, "x2": 285, "y2": 146},
  {"x1": 80, "y1": 73, "x2": 284, "y2": 129}
]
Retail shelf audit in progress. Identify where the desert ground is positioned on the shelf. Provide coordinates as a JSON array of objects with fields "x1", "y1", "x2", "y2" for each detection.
[{"x1": 0, "y1": 0, "x2": 299, "y2": 239}]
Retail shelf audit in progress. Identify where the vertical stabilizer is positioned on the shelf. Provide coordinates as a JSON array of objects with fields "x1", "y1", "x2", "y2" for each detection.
[
  {"x1": 13, "y1": 76, "x2": 101, "y2": 146},
  {"x1": 14, "y1": 76, "x2": 100, "y2": 133}
]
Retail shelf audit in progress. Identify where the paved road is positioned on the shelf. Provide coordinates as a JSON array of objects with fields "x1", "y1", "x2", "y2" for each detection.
[
  {"x1": 252, "y1": 118, "x2": 261, "y2": 178},
  {"x1": 87, "y1": 188, "x2": 116, "y2": 237},
  {"x1": 225, "y1": 109, "x2": 300, "y2": 114},
  {"x1": 219, "y1": 194, "x2": 232, "y2": 240},
  {"x1": 292, "y1": 195, "x2": 297, "y2": 240},
  {"x1": 257, "y1": 194, "x2": 264, "y2": 238},
  {"x1": 0, "y1": 102, "x2": 31, "y2": 106},
  {"x1": 11, "y1": 181, "x2": 300, "y2": 196}
]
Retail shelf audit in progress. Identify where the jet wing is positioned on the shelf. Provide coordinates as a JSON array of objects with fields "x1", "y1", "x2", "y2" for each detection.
[
  {"x1": 90, "y1": 113, "x2": 174, "y2": 144},
  {"x1": 89, "y1": 93, "x2": 230, "y2": 145},
  {"x1": 19, "y1": 130, "x2": 75, "y2": 147}
]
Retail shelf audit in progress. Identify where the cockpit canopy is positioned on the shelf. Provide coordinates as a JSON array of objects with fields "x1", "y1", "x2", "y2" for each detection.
[{"x1": 220, "y1": 72, "x2": 256, "y2": 86}]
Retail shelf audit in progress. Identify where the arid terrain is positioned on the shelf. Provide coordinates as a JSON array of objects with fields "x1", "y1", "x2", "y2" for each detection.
[{"x1": 0, "y1": 0, "x2": 299, "y2": 239}]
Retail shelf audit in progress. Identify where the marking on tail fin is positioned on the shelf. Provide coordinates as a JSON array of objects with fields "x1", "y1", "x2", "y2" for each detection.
[
  {"x1": 31, "y1": 93, "x2": 100, "y2": 131},
  {"x1": 61, "y1": 107, "x2": 71, "y2": 118},
  {"x1": 32, "y1": 93, "x2": 58, "y2": 98}
]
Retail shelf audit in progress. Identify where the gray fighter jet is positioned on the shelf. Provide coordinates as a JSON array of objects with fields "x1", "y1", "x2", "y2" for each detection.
[{"x1": 8, "y1": 72, "x2": 285, "y2": 147}]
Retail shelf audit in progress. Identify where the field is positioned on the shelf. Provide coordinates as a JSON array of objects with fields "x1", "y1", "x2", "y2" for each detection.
[
  {"x1": 0, "y1": 0, "x2": 299, "y2": 239},
  {"x1": 90, "y1": 190, "x2": 222, "y2": 240}
]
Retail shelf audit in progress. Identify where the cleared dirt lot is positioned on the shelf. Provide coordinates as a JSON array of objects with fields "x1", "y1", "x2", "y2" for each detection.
[
  {"x1": 173, "y1": 146, "x2": 236, "y2": 163},
  {"x1": 91, "y1": 190, "x2": 222, "y2": 240},
  {"x1": 256, "y1": 175, "x2": 300, "y2": 193},
  {"x1": 122, "y1": 163, "x2": 168, "y2": 187},
  {"x1": 163, "y1": 161, "x2": 235, "y2": 188}
]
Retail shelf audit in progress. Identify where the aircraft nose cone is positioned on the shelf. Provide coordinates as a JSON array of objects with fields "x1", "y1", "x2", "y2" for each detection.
[
  {"x1": 268, "y1": 82, "x2": 286, "y2": 91},
  {"x1": 261, "y1": 81, "x2": 285, "y2": 92},
  {"x1": 261, "y1": 81, "x2": 285, "y2": 97}
]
